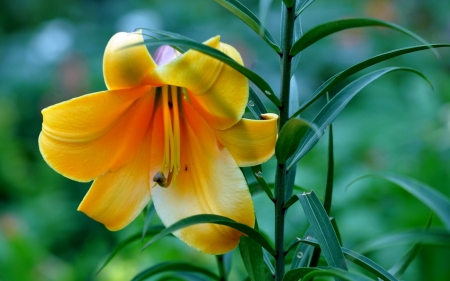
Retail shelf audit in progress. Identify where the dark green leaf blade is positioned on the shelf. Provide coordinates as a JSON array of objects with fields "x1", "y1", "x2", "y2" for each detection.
[
  {"x1": 297, "y1": 191, "x2": 347, "y2": 270},
  {"x1": 284, "y1": 267, "x2": 373, "y2": 281},
  {"x1": 140, "y1": 38, "x2": 280, "y2": 106},
  {"x1": 248, "y1": 87, "x2": 268, "y2": 120},
  {"x1": 356, "y1": 229, "x2": 450, "y2": 254},
  {"x1": 130, "y1": 261, "x2": 220, "y2": 281},
  {"x1": 239, "y1": 236, "x2": 266, "y2": 281},
  {"x1": 97, "y1": 226, "x2": 165, "y2": 274},
  {"x1": 142, "y1": 214, "x2": 276, "y2": 256},
  {"x1": 292, "y1": 44, "x2": 450, "y2": 117},
  {"x1": 348, "y1": 173, "x2": 450, "y2": 230},
  {"x1": 295, "y1": 0, "x2": 316, "y2": 16},
  {"x1": 142, "y1": 201, "x2": 156, "y2": 242},
  {"x1": 289, "y1": 228, "x2": 314, "y2": 269},
  {"x1": 290, "y1": 18, "x2": 437, "y2": 56},
  {"x1": 297, "y1": 238, "x2": 398, "y2": 281},
  {"x1": 251, "y1": 165, "x2": 274, "y2": 200},
  {"x1": 214, "y1": 0, "x2": 281, "y2": 53},
  {"x1": 286, "y1": 67, "x2": 431, "y2": 170}
]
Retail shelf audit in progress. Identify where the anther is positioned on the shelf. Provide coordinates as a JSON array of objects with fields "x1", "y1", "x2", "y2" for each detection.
[{"x1": 152, "y1": 170, "x2": 174, "y2": 188}]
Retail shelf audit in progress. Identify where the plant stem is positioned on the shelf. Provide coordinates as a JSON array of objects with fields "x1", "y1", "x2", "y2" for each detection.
[
  {"x1": 216, "y1": 255, "x2": 227, "y2": 281},
  {"x1": 274, "y1": 2, "x2": 296, "y2": 280}
]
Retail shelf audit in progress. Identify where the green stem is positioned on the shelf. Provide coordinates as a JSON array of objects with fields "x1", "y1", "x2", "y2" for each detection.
[
  {"x1": 275, "y1": 2, "x2": 296, "y2": 280},
  {"x1": 216, "y1": 255, "x2": 227, "y2": 281}
]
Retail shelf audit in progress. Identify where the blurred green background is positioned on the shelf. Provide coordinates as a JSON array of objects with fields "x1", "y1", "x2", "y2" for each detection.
[{"x1": 1, "y1": 0, "x2": 449, "y2": 280}]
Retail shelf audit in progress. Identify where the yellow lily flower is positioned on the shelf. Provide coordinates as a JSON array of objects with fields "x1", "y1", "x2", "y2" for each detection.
[{"x1": 38, "y1": 31, "x2": 278, "y2": 254}]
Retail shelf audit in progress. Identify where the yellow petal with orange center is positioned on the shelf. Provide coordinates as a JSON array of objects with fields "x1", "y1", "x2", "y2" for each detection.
[
  {"x1": 103, "y1": 31, "x2": 157, "y2": 90},
  {"x1": 145, "y1": 36, "x2": 248, "y2": 130},
  {"x1": 214, "y1": 113, "x2": 279, "y2": 167},
  {"x1": 152, "y1": 100, "x2": 255, "y2": 254},
  {"x1": 39, "y1": 86, "x2": 154, "y2": 182},
  {"x1": 78, "y1": 107, "x2": 165, "y2": 230}
]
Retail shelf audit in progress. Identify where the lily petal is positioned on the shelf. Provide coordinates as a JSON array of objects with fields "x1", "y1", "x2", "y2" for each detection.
[
  {"x1": 146, "y1": 36, "x2": 248, "y2": 130},
  {"x1": 103, "y1": 31, "x2": 157, "y2": 90},
  {"x1": 77, "y1": 108, "x2": 165, "y2": 231},
  {"x1": 214, "y1": 113, "x2": 279, "y2": 167},
  {"x1": 152, "y1": 100, "x2": 255, "y2": 254},
  {"x1": 39, "y1": 86, "x2": 155, "y2": 182}
]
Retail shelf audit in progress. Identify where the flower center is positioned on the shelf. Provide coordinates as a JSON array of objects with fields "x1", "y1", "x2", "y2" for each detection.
[{"x1": 153, "y1": 85, "x2": 182, "y2": 188}]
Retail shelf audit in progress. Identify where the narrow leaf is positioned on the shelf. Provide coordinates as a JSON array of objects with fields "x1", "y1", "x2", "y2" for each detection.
[
  {"x1": 139, "y1": 38, "x2": 280, "y2": 106},
  {"x1": 286, "y1": 67, "x2": 431, "y2": 170},
  {"x1": 214, "y1": 0, "x2": 281, "y2": 53},
  {"x1": 289, "y1": 228, "x2": 314, "y2": 269},
  {"x1": 130, "y1": 261, "x2": 220, "y2": 281},
  {"x1": 284, "y1": 267, "x2": 373, "y2": 281},
  {"x1": 142, "y1": 201, "x2": 156, "y2": 242},
  {"x1": 295, "y1": 0, "x2": 316, "y2": 16},
  {"x1": 348, "y1": 173, "x2": 450, "y2": 230},
  {"x1": 291, "y1": 44, "x2": 450, "y2": 117},
  {"x1": 97, "y1": 226, "x2": 165, "y2": 274},
  {"x1": 248, "y1": 87, "x2": 268, "y2": 120},
  {"x1": 239, "y1": 236, "x2": 266, "y2": 281},
  {"x1": 297, "y1": 191, "x2": 348, "y2": 270},
  {"x1": 290, "y1": 18, "x2": 437, "y2": 56},
  {"x1": 290, "y1": 16, "x2": 303, "y2": 75},
  {"x1": 142, "y1": 214, "x2": 276, "y2": 256},
  {"x1": 282, "y1": 0, "x2": 295, "y2": 8},
  {"x1": 356, "y1": 229, "x2": 450, "y2": 254},
  {"x1": 263, "y1": 249, "x2": 275, "y2": 275},
  {"x1": 251, "y1": 165, "x2": 274, "y2": 200},
  {"x1": 324, "y1": 122, "x2": 334, "y2": 215},
  {"x1": 298, "y1": 238, "x2": 398, "y2": 281}
]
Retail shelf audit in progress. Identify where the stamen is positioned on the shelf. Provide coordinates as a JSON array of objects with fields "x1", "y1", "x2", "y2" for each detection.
[
  {"x1": 162, "y1": 86, "x2": 175, "y2": 171},
  {"x1": 171, "y1": 85, "x2": 181, "y2": 173},
  {"x1": 152, "y1": 170, "x2": 174, "y2": 188}
]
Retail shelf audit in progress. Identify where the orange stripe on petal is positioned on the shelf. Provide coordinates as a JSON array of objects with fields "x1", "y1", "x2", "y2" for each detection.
[
  {"x1": 78, "y1": 109, "x2": 165, "y2": 230},
  {"x1": 152, "y1": 100, "x2": 254, "y2": 254},
  {"x1": 39, "y1": 86, "x2": 155, "y2": 182}
]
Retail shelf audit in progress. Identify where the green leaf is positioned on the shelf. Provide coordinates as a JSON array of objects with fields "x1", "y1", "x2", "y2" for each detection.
[
  {"x1": 295, "y1": 0, "x2": 316, "y2": 16},
  {"x1": 291, "y1": 44, "x2": 450, "y2": 117},
  {"x1": 389, "y1": 215, "x2": 432, "y2": 278},
  {"x1": 275, "y1": 118, "x2": 316, "y2": 164},
  {"x1": 251, "y1": 165, "x2": 274, "y2": 200},
  {"x1": 140, "y1": 38, "x2": 280, "y2": 106},
  {"x1": 130, "y1": 261, "x2": 220, "y2": 281},
  {"x1": 298, "y1": 238, "x2": 398, "y2": 281},
  {"x1": 323, "y1": 123, "x2": 334, "y2": 215},
  {"x1": 142, "y1": 214, "x2": 276, "y2": 256},
  {"x1": 142, "y1": 201, "x2": 156, "y2": 242},
  {"x1": 214, "y1": 0, "x2": 281, "y2": 53},
  {"x1": 289, "y1": 228, "x2": 314, "y2": 269},
  {"x1": 97, "y1": 226, "x2": 165, "y2": 274},
  {"x1": 348, "y1": 173, "x2": 450, "y2": 230},
  {"x1": 248, "y1": 87, "x2": 268, "y2": 120},
  {"x1": 290, "y1": 18, "x2": 437, "y2": 56},
  {"x1": 356, "y1": 229, "x2": 450, "y2": 254},
  {"x1": 239, "y1": 236, "x2": 266, "y2": 281},
  {"x1": 263, "y1": 249, "x2": 275, "y2": 275},
  {"x1": 297, "y1": 191, "x2": 348, "y2": 270},
  {"x1": 140, "y1": 28, "x2": 193, "y2": 41},
  {"x1": 286, "y1": 67, "x2": 431, "y2": 170},
  {"x1": 284, "y1": 267, "x2": 373, "y2": 281}
]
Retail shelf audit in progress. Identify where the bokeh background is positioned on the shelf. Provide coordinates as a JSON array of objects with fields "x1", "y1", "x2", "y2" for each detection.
[{"x1": 1, "y1": 0, "x2": 449, "y2": 280}]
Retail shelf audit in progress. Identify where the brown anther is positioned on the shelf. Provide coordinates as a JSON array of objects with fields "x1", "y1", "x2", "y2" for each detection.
[{"x1": 152, "y1": 170, "x2": 174, "y2": 188}]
